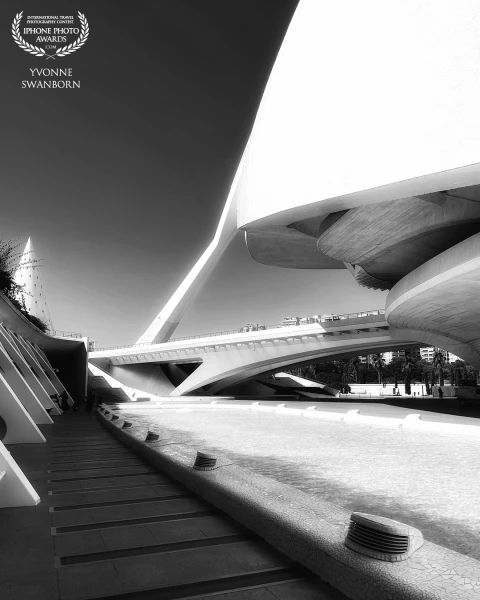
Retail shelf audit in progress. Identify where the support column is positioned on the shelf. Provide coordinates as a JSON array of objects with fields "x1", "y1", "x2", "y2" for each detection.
[
  {"x1": 0, "y1": 344, "x2": 53, "y2": 425},
  {"x1": 0, "y1": 373, "x2": 46, "y2": 443},
  {"x1": 0, "y1": 441, "x2": 40, "y2": 506},
  {"x1": 0, "y1": 327, "x2": 61, "y2": 415},
  {"x1": 30, "y1": 341, "x2": 66, "y2": 393},
  {"x1": 16, "y1": 334, "x2": 67, "y2": 401}
]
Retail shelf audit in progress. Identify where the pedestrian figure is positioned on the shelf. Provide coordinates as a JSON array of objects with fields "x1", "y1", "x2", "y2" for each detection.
[
  {"x1": 438, "y1": 386, "x2": 444, "y2": 400},
  {"x1": 50, "y1": 393, "x2": 60, "y2": 408},
  {"x1": 59, "y1": 390, "x2": 69, "y2": 412}
]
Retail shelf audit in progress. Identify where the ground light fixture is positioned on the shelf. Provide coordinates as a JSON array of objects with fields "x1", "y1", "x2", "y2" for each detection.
[
  {"x1": 145, "y1": 431, "x2": 160, "y2": 441},
  {"x1": 122, "y1": 421, "x2": 133, "y2": 428},
  {"x1": 111, "y1": 414, "x2": 119, "y2": 420},
  {"x1": 345, "y1": 512, "x2": 424, "y2": 561},
  {"x1": 193, "y1": 451, "x2": 217, "y2": 471}
]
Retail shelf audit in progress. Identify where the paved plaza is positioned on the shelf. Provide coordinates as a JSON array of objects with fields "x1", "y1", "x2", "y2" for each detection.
[
  {"x1": 1, "y1": 413, "x2": 345, "y2": 600},
  {"x1": 122, "y1": 402, "x2": 480, "y2": 562}
]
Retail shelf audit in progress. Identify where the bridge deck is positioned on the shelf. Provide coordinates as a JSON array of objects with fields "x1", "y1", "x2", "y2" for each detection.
[{"x1": 1, "y1": 412, "x2": 346, "y2": 600}]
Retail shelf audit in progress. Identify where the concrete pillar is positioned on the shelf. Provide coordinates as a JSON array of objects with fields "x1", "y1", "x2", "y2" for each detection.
[
  {"x1": 0, "y1": 441, "x2": 40, "y2": 506},
  {"x1": 30, "y1": 341, "x2": 66, "y2": 393},
  {"x1": 0, "y1": 344, "x2": 53, "y2": 425},
  {"x1": 0, "y1": 373, "x2": 46, "y2": 444},
  {"x1": 15, "y1": 335, "x2": 65, "y2": 399},
  {"x1": 0, "y1": 327, "x2": 61, "y2": 415}
]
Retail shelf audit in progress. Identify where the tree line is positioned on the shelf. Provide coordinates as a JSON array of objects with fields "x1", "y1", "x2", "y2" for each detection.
[{"x1": 287, "y1": 351, "x2": 479, "y2": 394}]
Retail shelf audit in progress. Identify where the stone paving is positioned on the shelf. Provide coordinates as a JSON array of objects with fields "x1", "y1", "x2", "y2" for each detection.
[
  {"x1": 1, "y1": 412, "x2": 346, "y2": 600},
  {"x1": 122, "y1": 404, "x2": 480, "y2": 562}
]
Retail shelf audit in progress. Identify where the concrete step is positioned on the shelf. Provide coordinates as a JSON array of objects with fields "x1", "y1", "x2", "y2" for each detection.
[{"x1": 4, "y1": 413, "x2": 347, "y2": 600}]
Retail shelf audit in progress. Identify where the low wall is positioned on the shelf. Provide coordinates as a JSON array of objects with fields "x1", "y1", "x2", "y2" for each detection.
[
  {"x1": 112, "y1": 401, "x2": 480, "y2": 436},
  {"x1": 349, "y1": 383, "x2": 428, "y2": 397},
  {"x1": 99, "y1": 410, "x2": 480, "y2": 600}
]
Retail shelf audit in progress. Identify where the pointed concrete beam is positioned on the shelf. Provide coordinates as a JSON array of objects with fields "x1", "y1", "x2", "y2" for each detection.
[
  {"x1": 0, "y1": 326, "x2": 61, "y2": 415},
  {"x1": 31, "y1": 342, "x2": 71, "y2": 403},
  {"x1": 0, "y1": 344, "x2": 53, "y2": 425},
  {"x1": 135, "y1": 159, "x2": 243, "y2": 345},
  {"x1": 14, "y1": 237, "x2": 54, "y2": 334},
  {"x1": 0, "y1": 373, "x2": 46, "y2": 443},
  {"x1": 32, "y1": 342, "x2": 49, "y2": 364},
  {"x1": 16, "y1": 335, "x2": 44, "y2": 369},
  {"x1": 29, "y1": 341, "x2": 66, "y2": 395},
  {"x1": 0, "y1": 441, "x2": 40, "y2": 506},
  {"x1": 15, "y1": 334, "x2": 61, "y2": 398}
]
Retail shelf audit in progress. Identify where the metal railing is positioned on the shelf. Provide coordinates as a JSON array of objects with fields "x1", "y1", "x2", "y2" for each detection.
[
  {"x1": 53, "y1": 330, "x2": 83, "y2": 339},
  {"x1": 92, "y1": 309, "x2": 386, "y2": 353}
]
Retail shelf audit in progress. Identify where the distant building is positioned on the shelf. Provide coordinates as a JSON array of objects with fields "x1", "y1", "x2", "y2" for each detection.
[
  {"x1": 362, "y1": 348, "x2": 421, "y2": 365},
  {"x1": 420, "y1": 347, "x2": 462, "y2": 363}
]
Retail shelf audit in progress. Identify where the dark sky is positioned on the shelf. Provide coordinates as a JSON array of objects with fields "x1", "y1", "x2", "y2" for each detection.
[{"x1": 1, "y1": 1, "x2": 385, "y2": 346}]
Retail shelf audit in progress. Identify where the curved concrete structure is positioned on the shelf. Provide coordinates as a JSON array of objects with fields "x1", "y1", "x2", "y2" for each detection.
[
  {"x1": 91, "y1": 313, "x2": 420, "y2": 396},
  {"x1": 386, "y1": 233, "x2": 480, "y2": 368},
  {"x1": 0, "y1": 292, "x2": 87, "y2": 403},
  {"x1": 230, "y1": 0, "x2": 480, "y2": 368},
  {"x1": 124, "y1": 1, "x2": 480, "y2": 395}
]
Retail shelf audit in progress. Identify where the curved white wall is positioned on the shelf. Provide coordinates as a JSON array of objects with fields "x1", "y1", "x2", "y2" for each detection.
[{"x1": 237, "y1": 0, "x2": 480, "y2": 229}]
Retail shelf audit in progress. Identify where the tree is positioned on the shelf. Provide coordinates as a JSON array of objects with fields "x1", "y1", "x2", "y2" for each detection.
[
  {"x1": 350, "y1": 356, "x2": 360, "y2": 383},
  {"x1": 449, "y1": 363, "x2": 455, "y2": 385},
  {"x1": 423, "y1": 369, "x2": 431, "y2": 395},
  {"x1": 0, "y1": 239, "x2": 48, "y2": 333},
  {"x1": 402, "y1": 355, "x2": 415, "y2": 395},
  {"x1": 433, "y1": 349, "x2": 446, "y2": 386},
  {"x1": 372, "y1": 353, "x2": 386, "y2": 384}
]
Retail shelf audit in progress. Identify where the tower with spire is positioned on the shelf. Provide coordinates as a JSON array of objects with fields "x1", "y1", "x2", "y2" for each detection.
[{"x1": 14, "y1": 238, "x2": 54, "y2": 334}]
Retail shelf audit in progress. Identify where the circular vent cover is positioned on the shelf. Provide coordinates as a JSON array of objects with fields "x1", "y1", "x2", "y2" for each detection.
[{"x1": 345, "y1": 512, "x2": 424, "y2": 562}]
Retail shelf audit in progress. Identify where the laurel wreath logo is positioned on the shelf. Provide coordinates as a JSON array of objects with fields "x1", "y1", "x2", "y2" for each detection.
[{"x1": 12, "y1": 11, "x2": 89, "y2": 60}]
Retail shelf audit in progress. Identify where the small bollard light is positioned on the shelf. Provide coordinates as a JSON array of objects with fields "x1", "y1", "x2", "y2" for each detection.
[
  {"x1": 122, "y1": 421, "x2": 132, "y2": 428},
  {"x1": 145, "y1": 431, "x2": 160, "y2": 442},
  {"x1": 193, "y1": 451, "x2": 217, "y2": 471},
  {"x1": 111, "y1": 415, "x2": 119, "y2": 420}
]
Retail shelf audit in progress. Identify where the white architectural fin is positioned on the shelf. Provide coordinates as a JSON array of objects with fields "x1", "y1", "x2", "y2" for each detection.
[
  {"x1": 135, "y1": 159, "x2": 244, "y2": 345},
  {"x1": 14, "y1": 238, "x2": 54, "y2": 334}
]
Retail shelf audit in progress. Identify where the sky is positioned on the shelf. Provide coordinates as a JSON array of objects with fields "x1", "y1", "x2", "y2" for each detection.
[{"x1": 1, "y1": 1, "x2": 386, "y2": 347}]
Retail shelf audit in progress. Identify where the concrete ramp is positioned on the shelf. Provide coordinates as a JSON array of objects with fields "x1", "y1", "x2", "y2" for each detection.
[{"x1": 262, "y1": 372, "x2": 340, "y2": 397}]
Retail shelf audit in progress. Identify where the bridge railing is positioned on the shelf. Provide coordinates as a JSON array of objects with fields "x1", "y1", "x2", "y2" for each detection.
[
  {"x1": 92, "y1": 309, "x2": 386, "y2": 353},
  {"x1": 53, "y1": 330, "x2": 83, "y2": 339}
]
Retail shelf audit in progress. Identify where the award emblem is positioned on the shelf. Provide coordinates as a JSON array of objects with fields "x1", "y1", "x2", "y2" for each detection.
[{"x1": 12, "y1": 12, "x2": 89, "y2": 59}]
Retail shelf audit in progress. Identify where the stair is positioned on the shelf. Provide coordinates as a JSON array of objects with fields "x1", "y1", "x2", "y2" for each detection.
[
  {"x1": 2, "y1": 414, "x2": 346, "y2": 600},
  {"x1": 88, "y1": 373, "x2": 132, "y2": 404}
]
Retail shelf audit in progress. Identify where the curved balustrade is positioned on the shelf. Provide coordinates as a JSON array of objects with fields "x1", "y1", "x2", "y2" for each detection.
[
  {"x1": 53, "y1": 330, "x2": 83, "y2": 339},
  {"x1": 93, "y1": 309, "x2": 386, "y2": 352}
]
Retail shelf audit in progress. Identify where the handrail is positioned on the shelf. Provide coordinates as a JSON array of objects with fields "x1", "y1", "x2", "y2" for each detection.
[
  {"x1": 93, "y1": 309, "x2": 386, "y2": 352},
  {"x1": 53, "y1": 330, "x2": 83, "y2": 339}
]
